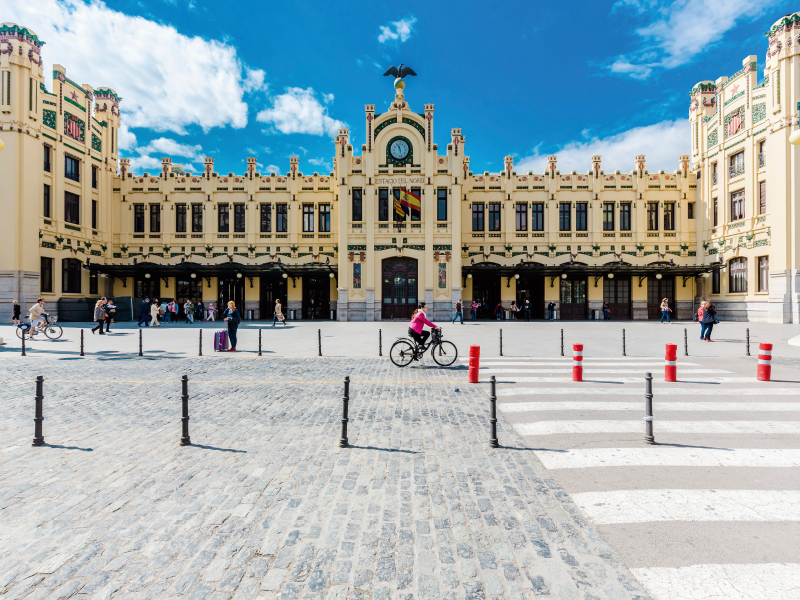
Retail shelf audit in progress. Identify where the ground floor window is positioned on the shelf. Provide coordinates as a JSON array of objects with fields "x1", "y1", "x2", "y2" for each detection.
[
  {"x1": 40, "y1": 257, "x2": 53, "y2": 293},
  {"x1": 758, "y1": 256, "x2": 769, "y2": 292},
  {"x1": 62, "y1": 258, "x2": 81, "y2": 293},
  {"x1": 729, "y1": 257, "x2": 747, "y2": 293}
]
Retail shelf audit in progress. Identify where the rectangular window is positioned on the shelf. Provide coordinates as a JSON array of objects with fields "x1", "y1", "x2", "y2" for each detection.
[
  {"x1": 575, "y1": 203, "x2": 587, "y2": 231},
  {"x1": 472, "y1": 203, "x2": 484, "y2": 231},
  {"x1": 303, "y1": 204, "x2": 314, "y2": 232},
  {"x1": 62, "y1": 258, "x2": 82, "y2": 294},
  {"x1": 437, "y1": 189, "x2": 447, "y2": 221},
  {"x1": 65, "y1": 155, "x2": 80, "y2": 182},
  {"x1": 260, "y1": 204, "x2": 271, "y2": 232},
  {"x1": 730, "y1": 189, "x2": 745, "y2": 221},
  {"x1": 729, "y1": 151, "x2": 745, "y2": 178},
  {"x1": 392, "y1": 189, "x2": 405, "y2": 222},
  {"x1": 176, "y1": 204, "x2": 187, "y2": 232},
  {"x1": 92, "y1": 199, "x2": 98, "y2": 230},
  {"x1": 277, "y1": 204, "x2": 288, "y2": 232},
  {"x1": 488, "y1": 203, "x2": 501, "y2": 231},
  {"x1": 352, "y1": 189, "x2": 362, "y2": 221},
  {"x1": 759, "y1": 141, "x2": 766, "y2": 168},
  {"x1": 150, "y1": 204, "x2": 161, "y2": 233},
  {"x1": 40, "y1": 257, "x2": 53, "y2": 294},
  {"x1": 688, "y1": 202, "x2": 694, "y2": 219},
  {"x1": 603, "y1": 203, "x2": 614, "y2": 231},
  {"x1": 378, "y1": 189, "x2": 389, "y2": 222},
  {"x1": 92, "y1": 165, "x2": 98, "y2": 189},
  {"x1": 758, "y1": 256, "x2": 769, "y2": 292},
  {"x1": 410, "y1": 188, "x2": 421, "y2": 221},
  {"x1": 729, "y1": 257, "x2": 747, "y2": 293},
  {"x1": 712, "y1": 269, "x2": 720, "y2": 294},
  {"x1": 192, "y1": 204, "x2": 203, "y2": 232},
  {"x1": 319, "y1": 204, "x2": 331, "y2": 232},
  {"x1": 532, "y1": 203, "x2": 544, "y2": 231},
  {"x1": 43, "y1": 184, "x2": 51, "y2": 218},
  {"x1": 133, "y1": 204, "x2": 145, "y2": 232},
  {"x1": 89, "y1": 272, "x2": 98, "y2": 295},
  {"x1": 663, "y1": 203, "x2": 675, "y2": 230},
  {"x1": 759, "y1": 181, "x2": 766, "y2": 215},
  {"x1": 234, "y1": 204, "x2": 245, "y2": 233},
  {"x1": 218, "y1": 204, "x2": 229, "y2": 232},
  {"x1": 712, "y1": 162, "x2": 718, "y2": 185},
  {"x1": 515, "y1": 204, "x2": 527, "y2": 231},
  {"x1": 647, "y1": 202, "x2": 658, "y2": 230},
  {"x1": 713, "y1": 198, "x2": 718, "y2": 226},
  {"x1": 44, "y1": 145, "x2": 51, "y2": 172},
  {"x1": 620, "y1": 203, "x2": 631, "y2": 231},
  {"x1": 64, "y1": 191, "x2": 80, "y2": 225},
  {"x1": 559, "y1": 203, "x2": 570, "y2": 231}
]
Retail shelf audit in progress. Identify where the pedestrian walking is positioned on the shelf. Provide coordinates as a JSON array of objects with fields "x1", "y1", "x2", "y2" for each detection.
[
  {"x1": 160, "y1": 299, "x2": 169, "y2": 323},
  {"x1": 12, "y1": 300, "x2": 20, "y2": 324},
  {"x1": 196, "y1": 300, "x2": 205, "y2": 323},
  {"x1": 452, "y1": 299, "x2": 463, "y2": 324},
  {"x1": 523, "y1": 298, "x2": 531, "y2": 322},
  {"x1": 170, "y1": 300, "x2": 178, "y2": 322},
  {"x1": 222, "y1": 300, "x2": 240, "y2": 351},
  {"x1": 137, "y1": 297, "x2": 150, "y2": 327},
  {"x1": 548, "y1": 301, "x2": 556, "y2": 321},
  {"x1": 309, "y1": 298, "x2": 316, "y2": 319},
  {"x1": 509, "y1": 300, "x2": 517, "y2": 320},
  {"x1": 603, "y1": 301, "x2": 611, "y2": 320},
  {"x1": 101, "y1": 297, "x2": 115, "y2": 332},
  {"x1": 91, "y1": 300, "x2": 105, "y2": 335},
  {"x1": 660, "y1": 298, "x2": 672, "y2": 324},
  {"x1": 149, "y1": 300, "x2": 161, "y2": 327},
  {"x1": 207, "y1": 304, "x2": 217, "y2": 321},
  {"x1": 701, "y1": 299, "x2": 717, "y2": 341},
  {"x1": 471, "y1": 300, "x2": 478, "y2": 322},
  {"x1": 272, "y1": 299, "x2": 286, "y2": 327},
  {"x1": 184, "y1": 300, "x2": 195, "y2": 324},
  {"x1": 494, "y1": 302, "x2": 504, "y2": 321},
  {"x1": 697, "y1": 301, "x2": 706, "y2": 339}
]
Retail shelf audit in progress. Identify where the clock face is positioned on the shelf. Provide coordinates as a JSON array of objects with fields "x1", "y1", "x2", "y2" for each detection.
[{"x1": 389, "y1": 139, "x2": 409, "y2": 160}]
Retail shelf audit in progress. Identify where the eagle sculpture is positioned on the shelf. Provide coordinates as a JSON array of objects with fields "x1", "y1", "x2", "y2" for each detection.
[{"x1": 383, "y1": 64, "x2": 417, "y2": 79}]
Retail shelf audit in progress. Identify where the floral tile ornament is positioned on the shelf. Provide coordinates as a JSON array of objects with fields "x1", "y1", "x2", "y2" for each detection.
[
  {"x1": 438, "y1": 263, "x2": 446, "y2": 289},
  {"x1": 64, "y1": 112, "x2": 85, "y2": 143},
  {"x1": 353, "y1": 263, "x2": 361, "y2": 289}
]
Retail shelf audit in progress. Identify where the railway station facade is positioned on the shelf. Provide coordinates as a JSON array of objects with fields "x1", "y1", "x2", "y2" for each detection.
[{"x1": 2, "y1": 12, "x2": 799, "y2": 322}]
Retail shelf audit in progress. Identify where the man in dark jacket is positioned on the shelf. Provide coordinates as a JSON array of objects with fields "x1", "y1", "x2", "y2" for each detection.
[
  {"x1": 103, "y1": 297, "x2": 115, "y2": 332},
  {"x1": 137, "y1": 298, "x2": 150, "y2": 327},
  {"x1": 523, "y1": 299, "x2": 531, "y2": 322}
]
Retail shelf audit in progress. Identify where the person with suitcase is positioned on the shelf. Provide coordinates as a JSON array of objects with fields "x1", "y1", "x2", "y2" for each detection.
[{"x1": 222, "y1": 300, "x2": 240, "y2": 351}]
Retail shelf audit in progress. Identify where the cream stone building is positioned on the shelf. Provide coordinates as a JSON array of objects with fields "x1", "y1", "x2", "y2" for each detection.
[{"x1": 1, "y1": 13, "x2": 799, "y2": 323}]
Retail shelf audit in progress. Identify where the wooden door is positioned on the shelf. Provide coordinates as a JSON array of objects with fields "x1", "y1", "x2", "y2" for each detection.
[
  {"x1": 647, "y1": 277, "x2": 674, "y2": 319},
  {"x1": 560, "y1": 278, "x2": 587, "y2": 320},
  {"x1": 381, "y1": 257, "x2": 418, "y2": 320},
  {"x1": 603, "y1": 277, "x2": 631, "y2": 319}
]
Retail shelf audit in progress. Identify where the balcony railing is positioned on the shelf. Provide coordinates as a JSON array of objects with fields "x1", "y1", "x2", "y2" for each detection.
[
  {"x1": 759, "y1": 152, "x2": 766, "y2": 168},
  {"x1": 729, "y1": 164, "x2": 745, "y2": 178}
]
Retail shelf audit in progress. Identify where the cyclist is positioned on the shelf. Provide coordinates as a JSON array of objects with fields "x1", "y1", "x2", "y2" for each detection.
[
  {"x1": 28, "y1": 298, "x2": 47, "y2": 335},
  {"x1": 408, "y1": 301, "x2": 440, "y2": 350}
]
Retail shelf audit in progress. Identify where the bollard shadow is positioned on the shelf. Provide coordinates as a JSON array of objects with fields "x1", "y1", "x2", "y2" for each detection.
[
  {"x1": 582, "y1": 380, "x2": 625, "y2": 385},
  {"x1": 647, "y1": 442, "x2": 734, "y2": 451},
  {"x1": 40, "y1": 443, "x2": 93, "y2": 451},
  {"x1": 765, "y1": 379, "x2": 800, "y2": 384},
  {"x1": 345, "y1": 446, "x2": 417, "y2": 453},
  {"x1": 189, "y1": 444, "x2": 247, "y2": 453},
  {"x1": 499, "y1": 446, "x2": 569, "y2": 453}
]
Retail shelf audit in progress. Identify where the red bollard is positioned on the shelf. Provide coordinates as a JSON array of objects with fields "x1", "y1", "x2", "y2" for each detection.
[
  {"x1": 572, "y1": 344, "x2": 583, "y2": 382},
  {"x1": 468, "y1": 345, "x2": 481, "y2": 383},
  {"x1": 665, "y1": 343, "x2": 677, "y2": 382},
  {"x1": 757, "y1": 343, "x2": 772, "y2": 381}
]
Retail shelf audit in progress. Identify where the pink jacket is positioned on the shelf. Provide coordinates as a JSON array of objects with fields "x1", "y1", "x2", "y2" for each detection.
[{"x1": 409, "y1": 311, "x2": 436, "y2": 334}]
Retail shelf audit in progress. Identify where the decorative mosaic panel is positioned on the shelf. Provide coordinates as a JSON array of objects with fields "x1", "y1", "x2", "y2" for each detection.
[
  {"x1": 402, "y1": 117, "x2": 425, "y2": 139},
  {"x1": 752, "y1": 102, "x2": 766, "y2": 124},
  {"x1": 373, "y1": 116, "x2": 396, "y2": 137},
  {"x1": 353, "y1": 263, "x2": 361, "y2": 289},
  {"x1": 724, "y1": 106, "x2": 745, "y2": 139},
  {"x1": 42, "y1": 109, "x2": 56, "y2": 130},
  {"x1": 707, "y1": 128, "x2": 718, "y2": 147},
  {"x1": 64, "y1": 112, "x2": 85, "y2": 144},
  {"x1": 438, "y1": 263, "x2": 446, "y2": 289},
  {"x1": 91, "y1": 133, "x2": 101, "y2": 152}
]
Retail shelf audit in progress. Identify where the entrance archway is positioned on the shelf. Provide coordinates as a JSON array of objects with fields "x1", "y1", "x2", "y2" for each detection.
[{"x1": 382, "y1": 257, "x2": 418, "y2": 320}]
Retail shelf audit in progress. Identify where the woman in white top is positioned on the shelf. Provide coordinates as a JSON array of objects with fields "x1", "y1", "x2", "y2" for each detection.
[{"x1": 149, "y1": 301, "x2": 161, "y2": 327}]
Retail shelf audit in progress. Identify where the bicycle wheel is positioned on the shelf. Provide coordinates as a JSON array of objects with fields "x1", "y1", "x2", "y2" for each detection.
[
  {"x1": 44, "y1": 324, "x2": 63, "y2": 340},
  {"x1": 15, "y1": 327, "x2": 23, "y2": 340},
  {"x1": 390, "y1": 339, "x2": 415, "y2": 367},
  {"x1": 432, "y1": 340, "x2": 458, "y2": 367}
]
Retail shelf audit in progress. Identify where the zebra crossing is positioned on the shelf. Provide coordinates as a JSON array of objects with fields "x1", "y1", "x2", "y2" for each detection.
[{"x1": 471, "y1": 355, "x2": 800, "y2": 600}]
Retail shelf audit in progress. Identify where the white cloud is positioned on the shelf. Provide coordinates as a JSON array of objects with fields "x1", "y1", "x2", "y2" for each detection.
[
  {"x1": 378, "y1": 17, "x2": 416, "y2": 43},
  {"x1": 118, "y1": 123, "x2": 137, "y2": 151},
  {"x1": 298, "y1": 146, "x2": 308, "y2": 155},
  {"x1": 515, "y1": 120, "x2": 689, "y2": 174},
  {"x1": 608, "y1": 0, "x2": 782, "y2": 78},
  {"x1": 5, "y1": 0, "x2": 266, "y2": 134},
  {"x1": 136, "y1": 138, "x2": 205, "y2": 162},
  {"x1": 308, "y1": 157, "x2": 332, "y2": 172},
  {"x1": 256, "y1": 87, "x2": 345, "y2": 137},
  {"x1": 123, "y1": 136, "x2": 205, "y2": 174},
  {"x1": 265, "y1": 164, "x2": 282, "y2": 174}
]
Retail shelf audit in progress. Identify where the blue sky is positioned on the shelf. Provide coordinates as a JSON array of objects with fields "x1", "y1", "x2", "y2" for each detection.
[{"x1": 4, "y1": 0, "x2": 795, "y2": 175}]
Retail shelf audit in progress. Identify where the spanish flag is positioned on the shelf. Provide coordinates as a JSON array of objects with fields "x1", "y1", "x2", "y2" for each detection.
[{"x1": 399, "y1": 188, "x2": 421, "y2": 211}]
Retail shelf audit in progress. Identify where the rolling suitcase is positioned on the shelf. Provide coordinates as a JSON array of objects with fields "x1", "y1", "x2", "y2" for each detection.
[{"x1": 214, "y1": 330, "x2": 229, "y2": 351}]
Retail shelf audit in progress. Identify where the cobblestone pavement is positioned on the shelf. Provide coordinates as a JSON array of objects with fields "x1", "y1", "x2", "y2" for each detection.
[{"x1": 0, "y1": 356, "x2": 649, "y2": 600}]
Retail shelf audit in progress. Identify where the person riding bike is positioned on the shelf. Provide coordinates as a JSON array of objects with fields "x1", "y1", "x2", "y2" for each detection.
[
  {"x1": 408, "y1": 302, "x2": 440, "y2": 350},
  {"x1": 28, "y1": 298, "x2": 47, "y2": 334}
]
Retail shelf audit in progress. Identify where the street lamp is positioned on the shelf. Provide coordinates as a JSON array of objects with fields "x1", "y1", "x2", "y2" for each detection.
[
  {"x1": 190, "y1": 273, "x2": 196, "y2": 279},
  {"x1": 656, "y1": 273, "x2": 663, "y2": 280},
  {"x1": 514, "y1": 274, "x2": 519, "y2": 280},
  {"x1": 282, "y1": 273, "x2": 288, "y2": 279},
  {"x1": 329, "y1": 273, "x2": 334, "y2": 278},
  {"x1": 144, "y1": 273, "x2": 151, "y2": 279},
  {"x1": 607, "y1": 273, "x2": 614, "y2": 279},
  {"x1": 561, "y1": 273, "x2": 567, "y2": 279},
  {"x1": 236, "y1": 273, "x2": 242, "y2": 279},
  {"x1": 790, "y1": 102, "x2": 800, "y2": 146}
]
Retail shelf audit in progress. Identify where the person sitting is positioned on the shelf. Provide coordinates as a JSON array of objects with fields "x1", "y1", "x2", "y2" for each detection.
[{"x1": 408, "y1": 302, "x2": 439, "y2": 351}]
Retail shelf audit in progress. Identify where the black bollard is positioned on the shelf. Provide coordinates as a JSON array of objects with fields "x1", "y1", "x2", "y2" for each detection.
[
  {"x1": 318, "y1": 328, "x2": 322, "y2": 357},
  {"x1": 138, "y1": 328, "x2": 143, "y2": 357},
  {"x1": 80, "y1": 329, "x2": 85, "y2": 357},
  {"x1": 379, "y1": 329, "x2": 382, "y2": 357},
  {"x1": 198, "y1": 330, "x2": 203, "y2": 357},
  {"x1": 339, "y1": 376, "x2": 350, "y2": 448},
  {"x1": 622, "y1": 328, "x2": 626, "y2": 357},
  {"x1": 684, "y1": 328, "x2": 688, "y2": 356},
  {"x1": 746, "y1": 328, "x2": 750, "y2": 356},
  {"x1": 500, "y1": 329, "x2": 503, "y2": 357},
  {"x1": 644, "y1": 372, "x2": 655, "y2": 445},
  {"x1": 489, "y1": 375, "x2": 499, "y2": 448},
  {"x1": 560, "y1": 329, "x2": 564, "y2": 357},
  {"x1": 180, "y1": 374, "x2": 191, "y2": 446},
  {"x1": 258, "y1": 328, "x2": 262, "y2": 357},
  {"x1": 21, "y1": 328, "x2": 26, "y2": 357},
  {"x1": 32, "y1": 375, "x2": 44, "y2": 446}
]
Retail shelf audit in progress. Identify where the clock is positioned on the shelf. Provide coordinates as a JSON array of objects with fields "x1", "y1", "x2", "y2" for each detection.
[{"x1": 389, "y1": 139, "x2": 409, "y2": 160}]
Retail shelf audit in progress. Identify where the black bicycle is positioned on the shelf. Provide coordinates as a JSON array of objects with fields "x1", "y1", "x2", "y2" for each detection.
[{"x1": 390, "y1": 328, "x2": 458, "y2": 367}]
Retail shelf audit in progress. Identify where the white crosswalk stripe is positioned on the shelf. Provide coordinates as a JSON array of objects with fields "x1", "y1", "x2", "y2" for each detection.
[{"x1": 494, "y1": 354, "x2": 800, "y2": 600}]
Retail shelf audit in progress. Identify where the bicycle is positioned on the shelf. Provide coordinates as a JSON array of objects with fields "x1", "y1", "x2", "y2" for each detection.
[
  {"x1": 16, "y1": 315, "x2": 63, "y2": 340},
  {"x1": 390, "y1": 328, "x2": 458, "y2": 367}
]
